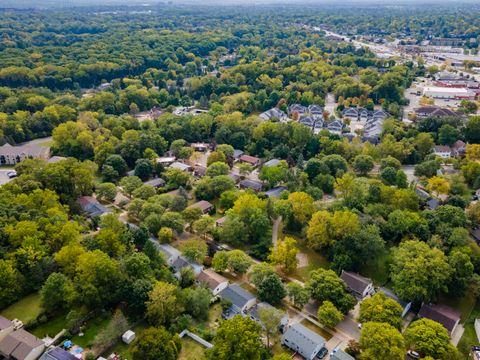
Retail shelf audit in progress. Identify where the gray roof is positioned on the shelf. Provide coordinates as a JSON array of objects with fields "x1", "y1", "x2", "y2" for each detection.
[
  {"x1": 158, "y1": 243, "x2": 181, "y2": 261},
  {"x1": 143, "y1": 178, "x2": 166, "y2": 187},
  {"x1": 340, "y1": 271, "x2": 372, "y2": 295},
  {"x1": 263, "y1": 159, "x2": 281, "y2": 167},
  {"x1": 233, "y1": 149, "x2": 244, "y2": 158},
  {"x1": 265, "y1": 186, "x2": 287, "y2": 198},
  {"x1": 40, "y1": 347, "x2": 78, "y2": 360},
  {"x1": 77, "y1": 196, "x2": 111, "y2": 217},
  {"x1": 239, "y1": 179, "x2": 263, "y2": 191},
  {"x1": 378, "y1": 288, "x2": 409, "y2": 308},
  {"x1": 219, "y1": 284, "x2": 256, "y2": 310},
  {"x1": 169, "y1": 162, "x2": 191, "y2": 171},
  {"x1": 259, "y1": 108, "x2": 287, "y2": 120},
  {"x1": 282, "y1": 323, "x2": 325, "y2": 359},
  {"x1": 0, "y1": 143, "x2": 50, "y2": 158},
  {"x1": 418, "y1": 303, "x2": 460, "y2": 334},
  {"x1": 330, "y1": 347, "x2": 355, "y2": 360},
  {"x1": 0, "y1": 316, "x2": 13, "y2": 330},
  {"x1": 0, "y1": 329, "x2": 44, "y2": 359}
]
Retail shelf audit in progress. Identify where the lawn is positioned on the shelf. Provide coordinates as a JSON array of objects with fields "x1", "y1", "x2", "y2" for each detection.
[
  {"x1": 107, "y1": 322, "x2": 147, "y2": 360},
  {"x1": 178, "y1": 337, "x2": 206, "y2": 360},
  {"x1": 290, "y1": 236, "x2": 330, "y2": 282},
  {"x1": 30, "y1": 312, "x2": 68, "y2": 338},
  {"x1": 194, "y1": 303, "x2": 223, "y2": 332},
  {"x1": 300, "y1": 318, "x2": 333, "y2": 341},
  {"x1": 72, "y1": 313, "x2": 112, "y2": 348},
  {"x1": 362, "y1": 251, "x2": 392, "y2": 286},
  {"x1": 457, "y1": 301, "x2": 480, "y2": 359},
  {"x1": 1, "y1": 293, "x2": 42, "y2": 325}
]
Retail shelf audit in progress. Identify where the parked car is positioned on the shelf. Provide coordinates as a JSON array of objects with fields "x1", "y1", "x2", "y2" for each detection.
[
  {"x1": 6, "y1": 171, "x2": 17, "y2": 178},
  {"x1": 407, "y1": 350, "x2": 420, "y2": 359},
  {"x1": 317, "y1": 347, "x2": 328, "y2": 359}
]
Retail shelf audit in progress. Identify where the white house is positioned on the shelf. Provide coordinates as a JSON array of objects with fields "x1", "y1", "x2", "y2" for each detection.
[
  {"x1": 0, "y1": 143, "x2": 50, "y2": 165},
  {"x1": 281, "y1": 323, "x2": 327, "y2": 360},
  {"x1": 434, "y1": 145, "x2": 452, "y2": 159},
  {"x1": 423, "y1": 86, "x2": 475, "y2": 100},
  {"x1": 340, "y1": 270, "x2": 374, "y2": 299},
  {"x1": 196, "y1": 269, "x2": 229, "y2": 295}
]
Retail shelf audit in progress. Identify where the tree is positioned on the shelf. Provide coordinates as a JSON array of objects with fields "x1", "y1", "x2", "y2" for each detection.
[
  {"x1": 249, "y1": 262, "x2": 276, "y2": 288},
  {"x1": 207, "y1": 151, "x2": 227, "y2": 166},
  {"x1": 207, "y1": 315, "x2": 263, "y2": 360},
  {"x1": 391, "y1": 240, "x2": 451, "y2": 302},
  {"x1": 158, "y1": 227, "x2": 174, "y2": 243},
  {"x1": 180, "y1": 239, "x2": 207, "y2": 263},
  {"x1": 96, "y1": 182, "x2": 117, "y2": 203},
  {"x1": 206, "y1": 162, "x2": 230, "y2": 177},
  {"x1": 74, "y1": 250, "x2": 121, "y2": 308},
  {"x1": 306, "y1": 210, "x2": 333, "y2": 250},
  {"x1": 133, "y1": 184, "x2": 156, "y2": 200},
  {"x1": 212, "y1": 251, "x2": 229, "y2": 273},
  {"x1": 359, "y1": 322, "x2": 405, "y2": 360},
  {"x1": 227, "y1": 250, "x2": 252, "y2": 274},
  {"x1": 40, "y1": 272, "x2": 75, "y2": 313},
  {"x1": 317, "y1": 300, "x2": 344, "y2": 328},
  {"x1": 182, "y1": 207, "x2": 203, "y2": 231},
  {"x1": 414, "y1": 133, "x2": 434, "y2": 160},
  {"x1": 287, "y1": 192, "x2": 316, "y2": 226},
  {"x1": 404, "y1": 318, "x2": 458, "y2": 359},
  {"x1": 268, "y1": 236, "x2": 299, "y2": 274},
  {"x1": 184, "y1": 287, "x2": 212, "y2": 320},
  {"x1": 134, "y1": 159, "x2": 153, "y2": 180},
  {"x1": 258, "y1": 273, "x2": 286, "y2": 305},
  {"x1": 426, "y1": 176, "x2": 450, "y2": 196},
  {"x1": 258, "y1": 306, "x2": 284, "y2": 347},
  {"x1": 120, "y1": 176, "x2": 143, "y2": 196},
  {"x1": 306, "y1": 268, "x2": 356, "y2": 314},
  {"x1": 259, "y1": 163, "x2": 288, "y2": 188},
  {"x1": 286, "y1": 282, "x2": 310, "y2": 309},
  {"x1": 131, "y1": 327, "x2": 181, "y2": 360},
  {"x1": 146, "y1": 281, "x2": 183, "y2": 326},
  {"x1": 179, "y1": 267, "x2": 196, "y2": 288},
  {"x1": 104, "y1": 154, "x2": 128, "y2": 177},
  {"x1": 93, "y1": 310, "x2": 129, "y2": 354},
  {"x1": 465, "y1": 116, "x2": 480, "y2": 143},
  {"x1": 358, "y1": 292, "x2": 403, "y2": 329},
  {"x1": 0, "y1": 260, "x2": 23, "y2": 309},
  {"x1": 192, "y1": 216, "x2": 215, "y2": 239},
  {"x1": 438, "y1": 124, "x2": 459, "y2": 145},
  {"x1": 353, "y1": 155, "x2": 374, "y2": 175}
]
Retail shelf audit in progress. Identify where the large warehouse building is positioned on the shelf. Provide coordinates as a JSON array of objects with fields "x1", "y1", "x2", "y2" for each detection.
[{"x1": 423, "y1": 86, "x2": 476, "y2": 100}]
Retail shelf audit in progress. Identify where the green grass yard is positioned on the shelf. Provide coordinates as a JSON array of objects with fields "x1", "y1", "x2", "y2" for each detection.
[
  {"x1": 290, "y1": 236, "x2": 330, "y2": 282},
  {"x1": 72, "y1": 313, "x2": 112, "y2": 348},
  {"x1": 107, "y1": 322, "x2": 147, "y2": 360},
  {"x1": 179, "y1": 337, "x2": 206, "y2": 360},
  {"x1": 1, "y1": 293, "x2": 42, "y2": 325},
  {"x1": 30, "y1": 312, "x2": 68, "y2": 338},
  {"x1": 457, "y1": 301, "x2": 480, "y2": 359}
]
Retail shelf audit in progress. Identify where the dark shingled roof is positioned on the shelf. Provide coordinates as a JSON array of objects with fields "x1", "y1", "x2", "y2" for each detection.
[
  {"x1": 340, "y1": 271, "x2": 372, "y2": 296},
  {"x1": 219, "y1": 284, "x2": 256, "y2": 310},
  {"x1": 418, "y1": 303, "x2": 460, "y2": 334},
  {"x1": 40, "y1": 347, "x2": 78, "y2": 360}
]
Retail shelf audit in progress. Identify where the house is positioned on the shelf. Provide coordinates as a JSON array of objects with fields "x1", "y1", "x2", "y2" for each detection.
[
  {"x1": 0, "y1": 317, "x2": 14, "y2": 342},
  {"x1": 143, "y1": 178, "x2": 166, "y2": 188},
  {"x1": 418, "y1": 303, "x2": 461, "y2": 335},
  {"x1": 281, "y1": 323, "x2": 326, "y2": 360},
  {"x1": 233, "y1": 149, "x2": 244, "y2": 160},
  {"x1": 187, "y1": 200, "x2": 214, "y2": 214},
  {"x1": 434, "y1": 145, "x2": 452, "y2": 159},
  {"x1": 414, "y1": 106, "x2": 460, "y2": 119},
  {"x1": 248, "y1": 302, "x2": 288, "y2": 331},
  {"x1": 239, "y1": 154, "x2": 261, "y2": 167},
  {"x1": 47, "y1": 156, "x2": 67, "y2": 164},
  {"x1": 238, "y1": 179, "x2": 263, "y2": 192},
  {"x1": 215, "y1": 216, "x2": 227, "y2": 227},
  {"x1": 122, "y1": 330, "x2": 136, "y2": 344},
  {"x1": 219, "y1": 284, "x2": 257, "y2": 318},
  {"x1": 451, "y1": 140, "x2": 466, "y2": 157},
  {"x1": 76, "y1": 196, "x2": 111, "y2": 217},
  {"x1": 39, "y1": 347, "x2": 77, "y2": 360},
  {"x1": 377, "y1": 288, "x2": 412, "y2": 318},
  {"x1": 288, "y1": 104, "x2": 307, "y2": 116},
  {"x1": 470, "y1": 228, "x2": 480, "y2": 243},
  {"x1": 426, "y1": 198, "x2": 441, "y2": 210},
  {"x1": 191, "y1": 143, "x2": 209, "y2": 152},
  {"x1": 0, "y1": 329, "x2": 45, "y2": 360},
  {"x1": 325, "y1": 120, "x2": 344, "y2": 134},
  {"x1": 196, "y1": 269, "x2": 229, "y2": 295},
  {"x1": 158, "y1": 243, "x2": 182, "y2": 265},
  {"x1": 156, "y1": 156, "x2": 177, "y2": 166},
  {"x1": 423, "y1": 86, "x2": 475, "y2": 100},
  {"x1": 308, "y1": 104, "x2": 324, "y2": 117},
  {"x1": 330, "y1": 347, "x2": 355, "y2": 360},
  {"x1": 172, "y1": 256, "x2": 204, "y2": 276},
  {"x1": 263, "y1": 159, "x2": 281, "y2": 168},
  {"x1": 340, "y1": 270, "x2": 374, "y2": 298},
  {"x1": 259, "y1": 108, "x2": 288, "y2": 121},
  {"x1": 265, "y1": 186, "x2": 287, "y2": 198},
  {"x1": 228, "y1": 172, "x2": 240, "y2": 183},
  {"x1": 193, "y1": 165, "x2": 207, "y2": 178},
  {"x1": 169, "y1": 161, "x2": 193, "y2": 172},
  {"x1": 342, "y1": 108, "x2": 360, "y2": 121},
  {"x1": 0, "y1": 143, "x2": 50, "y2": 165},
  {"x1": 415, "y1": 186, "x2": 430, "y2": 200}
]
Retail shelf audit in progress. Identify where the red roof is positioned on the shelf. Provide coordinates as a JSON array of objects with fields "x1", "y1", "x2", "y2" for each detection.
[{"x1": 239, "y1": 154, "x2": 260, "y2": 164}]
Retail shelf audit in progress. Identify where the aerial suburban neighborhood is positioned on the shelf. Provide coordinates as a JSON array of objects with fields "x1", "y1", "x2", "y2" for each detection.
[{"x1": 1, "y1": 1, "x2": 480, "y2": 360}]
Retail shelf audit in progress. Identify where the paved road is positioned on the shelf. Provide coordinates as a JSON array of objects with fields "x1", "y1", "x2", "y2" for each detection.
[{"x1": 272, "y1": 216, "x2": 282, "y2": 246}]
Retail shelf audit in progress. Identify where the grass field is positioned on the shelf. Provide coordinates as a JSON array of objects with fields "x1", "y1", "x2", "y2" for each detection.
[
  {"x1": 72, "y1": 313, "x2": 112, "y2": 348},
  {"x1": 1, "y1": 293, "x2": 42, "y2": 325},
  {"x1": 107, "y1": 322, "x2": 147, "y2": 360},
  {"x1": 291, "y1": 236, "x2": 330, "y2": 282},
  {"x1": 30, "y1": 312, "x2": 68, "y2": 338},
  {"x1": 179, "y1": 337, "x2": 206, "y2": 360}
]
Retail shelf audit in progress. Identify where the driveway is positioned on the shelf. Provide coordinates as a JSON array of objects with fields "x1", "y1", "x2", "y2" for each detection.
[{"x1": 0, "y1": 169, "x2": 15, "y2": 185}]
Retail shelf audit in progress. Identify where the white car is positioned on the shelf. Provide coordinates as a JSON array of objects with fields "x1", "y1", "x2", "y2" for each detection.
[{"x1": 6, "y1": 171, "x2": 17, "y2": 179}]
